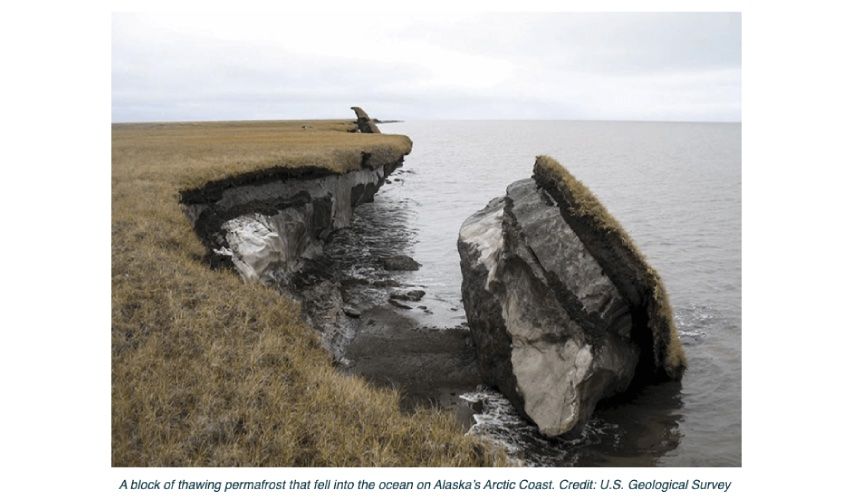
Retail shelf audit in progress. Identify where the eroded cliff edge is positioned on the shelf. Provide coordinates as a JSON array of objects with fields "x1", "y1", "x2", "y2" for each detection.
[
  {"x1": 179, "y1": 113, "x2": 412, "y2": 355},
  {"x1": 180, "y1": 155, "x2": 405, "y2": 282},
  {"x1": 458, "y1": 155, "x2": 686, "y2": 437},
  {"x1": 112, "y1": 116, "x2": 499, "y2": 466}
]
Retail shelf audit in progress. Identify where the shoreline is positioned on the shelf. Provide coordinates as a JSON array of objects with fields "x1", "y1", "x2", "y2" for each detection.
[
  {"x1": 173, "y1": 112, "x2": 488, "y2": 430},
  {"x1": 113, "y1": 115, "x2": 724, "y2": 467}
]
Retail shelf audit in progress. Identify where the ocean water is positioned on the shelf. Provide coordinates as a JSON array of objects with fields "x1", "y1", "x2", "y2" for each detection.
[{"x1": 368, "y1": 120, "x2": 741, "y2": 466}]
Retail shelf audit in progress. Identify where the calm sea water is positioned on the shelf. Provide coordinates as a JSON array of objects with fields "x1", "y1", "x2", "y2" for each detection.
[{"x1": 370, "y1": 120, "x2": 741, "y2": 466}]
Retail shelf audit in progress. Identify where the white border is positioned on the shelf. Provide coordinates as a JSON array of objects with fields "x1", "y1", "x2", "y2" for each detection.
[{"x1": 4, "y1": 1, "x2": 849, "y2": 499}]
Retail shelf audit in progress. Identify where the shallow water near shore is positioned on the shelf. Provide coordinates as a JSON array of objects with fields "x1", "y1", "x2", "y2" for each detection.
[{"x1": 342, "y1": 120, "x2": 741, "y2": 466}]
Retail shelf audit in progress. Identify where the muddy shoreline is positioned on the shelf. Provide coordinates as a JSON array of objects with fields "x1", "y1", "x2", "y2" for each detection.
[
  {"x1": 175, "y1": 112, "x2": 482, "y2": 422},
  {"x1": 280, "y1": 191, "x2": 486, "y2": 424}
]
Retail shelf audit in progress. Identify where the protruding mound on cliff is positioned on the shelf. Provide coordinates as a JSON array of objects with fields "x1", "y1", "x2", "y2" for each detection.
[
  {"x1": 457, "y1": 156, "x2": 686, "y2": 437},
  {"x1": 351, "y1": 106, "x2": 382, "y2": 134}
]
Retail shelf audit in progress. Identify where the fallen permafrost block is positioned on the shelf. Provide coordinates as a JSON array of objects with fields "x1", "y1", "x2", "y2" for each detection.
[
  {"x1": 458, "y1": 155, "x2": 686, "y2": 437},
  {"x1": 351, "y1": 106, "x2": 382, "y2": 134}
]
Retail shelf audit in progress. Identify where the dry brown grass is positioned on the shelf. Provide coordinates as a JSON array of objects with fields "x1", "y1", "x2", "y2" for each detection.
[
  {"x1": 112, "y1": 120, "x2": 412, "y2": 191},
  {"x1": 532, "y1": 155, "x2": 686, "y2": 379},
  {"x1": 112, "y1": 120, "x2": 499, "y2": 466}
]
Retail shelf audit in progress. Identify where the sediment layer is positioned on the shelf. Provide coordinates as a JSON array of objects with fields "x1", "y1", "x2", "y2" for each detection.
[{"x1": 180, "y1": 153, "x2": 405, "y2": 284}]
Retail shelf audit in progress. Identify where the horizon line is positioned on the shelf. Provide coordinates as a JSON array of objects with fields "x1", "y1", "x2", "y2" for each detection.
[{"x1": 112, "y1": 117, "x2": 742, "y2": 126}]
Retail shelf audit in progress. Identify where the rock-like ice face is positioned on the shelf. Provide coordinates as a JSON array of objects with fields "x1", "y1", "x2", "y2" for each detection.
[
  {"x1": 218, "y1": 215, "x2": 284, "y2": 281},
  {"x1": 457, "y1": 196, "x2": 505, "y2": 291},
  {"x1": 458, "y1": 178, "x2": 639, "y2": 437},
  {"x1": 506, "y1": 180, "x2": 632, "y2": 339},
  {"x1": 218, "y1": 208, "x2": 322, "y2": 283},
  {"x1": 510, "y1": 340, "x2": 591, "y2": 436}
]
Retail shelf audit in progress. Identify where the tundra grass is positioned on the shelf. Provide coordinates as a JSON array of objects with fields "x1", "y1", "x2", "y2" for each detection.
[{"x1": 112, "y1": 120, "x2": 498, "y2": 466}]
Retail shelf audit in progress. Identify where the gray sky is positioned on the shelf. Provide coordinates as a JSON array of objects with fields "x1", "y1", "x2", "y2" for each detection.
[{"x1": 112, "y1": 13, "x2": 740, "y2": 122}]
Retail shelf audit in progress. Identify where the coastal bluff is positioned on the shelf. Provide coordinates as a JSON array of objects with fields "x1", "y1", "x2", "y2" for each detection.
[
  {"x1": 177, "y1": 107, "x2": 411, "y2": 356},
  {"x1": 180, "y1": 107, "x2": 407, "y2": 285},
  {"x1": 112, "y1": 112, "x2": 497, "y2": 466},
  {"x1": 458, "y1": 156, "x2": 686, "y2": 437}
]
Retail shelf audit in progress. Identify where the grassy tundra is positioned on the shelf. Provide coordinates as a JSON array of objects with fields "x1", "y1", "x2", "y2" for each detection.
[{"x1": 112, "y1": 120, "x2": 498, "y2": 466}]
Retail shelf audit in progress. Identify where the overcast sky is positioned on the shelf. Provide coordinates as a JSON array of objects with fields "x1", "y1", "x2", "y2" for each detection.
[{"x1": 112, "y1": 13, "x2": 740, "y2": 123}]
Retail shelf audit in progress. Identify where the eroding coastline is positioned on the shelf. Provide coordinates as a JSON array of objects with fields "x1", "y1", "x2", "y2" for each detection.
[
  {"x1": 112, "y1": 116, "x2": 497, "y2": 467},
  {"x1": 176, "y1": 115, "x2": 690, "y2": 465},
  {"x1": 178, "y1": 108, "x2": 482, "y2": 413},
  {"x1": 180, "y1": 153, "x2": 406, "y2": 354}
]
